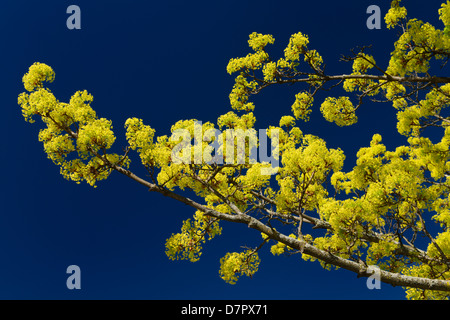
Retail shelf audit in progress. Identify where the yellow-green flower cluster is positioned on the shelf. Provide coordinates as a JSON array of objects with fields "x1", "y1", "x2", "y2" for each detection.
[
  {"x1": 396, "y1": 83, "x2": 450, "y2": 137},
  {"x1": 279, "y1": 115, "x2": 295, "y2": 128},
  {"x1": 18, "y1": 63, "x2": 125, "y2": 187},
  {"x1": 303, "y1": 49, "x2": 323, "y2": 70},
  {"x1": 217, "y1": 111, "x2": 256, "y2": 130},
  {"x1": 227, "y1": 31, "x2": 323, "y2": 115},
  {"x1": 227, "y1": 51, "x2": 269, "y2": 75},
  {"x1": 274, "y1": 31, "x2": 324, "y2": 74},
  {"x1": 262, "y1": 61, "x2": 277, "y2": 82},
  {"x1": 18, "y1": 88, "x2": 58, "y2": 123},
  {"x1": 403, "y1": 263, "x2": 450, "y2": 299},
  {"x1": 268, "y1": 233, "x2": 299, "y2": 256},
  {"x1": 324, "y1": 129, "x2": 450, "y2": 286},
  {"x1": 77, "y1": 118, "x2": 116, "y2": 156},
  {"x1": 67, "y1": 90, "x2": 96, "y2": 125},
  {"x1": 125, "y1": 117, "x2": 156, "y2": 165},
  {"x1": 408, "y1": 135, "x2": 450, "y2": 179},
  {"x1": 165, "y1": 210, "x2": 222, "y2": 262},
  {"x1": 384, "y1": 0, "x2": 407, "y2": 29},
  {"x1": 22, "y1": 62, "x2": 55, "y2": 92},
  {"x1": 247, "y1": 32, "x2": 275, "y2": 51},
  {"x1": 351, "y1": 54, "x2": 376, "y2": 74},
  {"x1": 439, "y1": 0, "x2": 450, "y2": 36},
  {"x1": 59, "y1": 154, "x2": 128, "y2": 187},
  {"x1": 439, "y1": 1, "x2": 450, "y2": 26},
  {"x1": 387, "y1": 18, "x2": 450, "y2": 77},
  {"x1": 291, "y1": 92, "x2": 314, "y2": 121},
  {"x1": 382, "y1": 81, "x2": 406, "y2": 102},
  {"x1": 320, "y1": 96, "x2": 357, "y2": 126},
  {"x1": 343, "y1": 54, "x2": 379, "y2": 95},
  {"x1": 266, "y1": 122, "x2": 302, "y2": 157},
  {"x1": 275, "y1": 134, "x2": 345, "y2": 213},
  {"x1": 228, "y1": 75, "x2": 257, "y2": 111},
  {"x1": 366, "y1": 235, "x2": 398, "y2": 267},
  {"x1": 38, "y1": 131, "x2": 75, "y2": 164},
  {"x1": 403, "y1": 226, "x2": 450, "y2": 299},
  {"x1": 218, "y1": 250, "x2": 260, "y2": 284},
  {"x1": 236, "y1": 163, "x2": 273, "y2": 192},
  {"x1": 282, "y1": 32, "x2": 309, "y2": 65}
]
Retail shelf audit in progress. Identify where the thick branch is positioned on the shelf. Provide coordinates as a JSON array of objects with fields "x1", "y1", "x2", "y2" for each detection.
[{"x1": 279, "y1": 74, "x2": 450, "y2": 85}]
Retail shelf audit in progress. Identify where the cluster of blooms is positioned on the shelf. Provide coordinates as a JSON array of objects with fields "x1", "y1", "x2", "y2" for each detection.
[
  {"x1": 281, "y1": 32, "x2": 309, "y2": 67},
  {"x1": 291, "y1": 92, "x2": 314, "y2": 121},
  {"x1": 226, "y1": 32, "x2": 273, "y2": 85},
  {"x1": 18, "y1": 62, "x2": 127, "y2": 187},
  {"x1": 386, "y1": 4, "x2": 450, "y2": 77},
  {"x1": 384, "y1": 0, "x2": 408, "y2": 29},
  {"x1": 440, "y1": 1, "x2": 450, "y2": 36},
  {"x1": 165, "y1": 210, "x2": 222, "y2": 262},
  {"x1": 218, "y1": 250, "x2": 260, "y2": 285},
  {"x1": 325, "y1": 128, "x2": 450, "y2": 299},
  {"x1": 343, "y1": 53, "x2": 379, "y2": 96},
  {"x1": 320, "y1": 96, "x2": 358, "y2": 127}
]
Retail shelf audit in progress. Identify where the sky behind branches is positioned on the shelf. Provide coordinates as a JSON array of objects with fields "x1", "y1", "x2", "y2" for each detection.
[{"x1": 0, "y1": 0, "x2": 447, "y2": 299}]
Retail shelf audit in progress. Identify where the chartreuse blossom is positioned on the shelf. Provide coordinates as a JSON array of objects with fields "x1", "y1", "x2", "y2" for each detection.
[
  {"x1": 320, "y1": 96, "x2": 357, "y2": 126},
  {"x1": 384, "y1": 0, "x2": 407, "y2": 29},
  {"x1": 22, "y1": 62, "x2": 55, "y2": 92},
  {"x1": 218, "y1": 250, "x2": 260, "y2": 284},
  {"x1": 343, "y1": 53, "x2": 379, "y2": 95},
  {"x1": 18, "y1": 63, "x2": 128, "y2": 187},
  {"x1": 282, "y1": 32, "x2": 309, "y2": 67},
  {"x1": 440, "y1": 1, "x2": 450, "y2": 36},
  {"x1": 165, "y1": 210, "x2": 222, "y2": 262},
  {"x1": 227, "y1": 33, "x2": 273, "y2": 76},
  {"x1": 291, "y1": 92, "x2": 313, "y2": 121}
]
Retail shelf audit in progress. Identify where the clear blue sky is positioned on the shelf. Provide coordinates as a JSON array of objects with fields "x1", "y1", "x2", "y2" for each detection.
[{"x1": 0, "y1": 0, "x2": 446, "y2": 299}]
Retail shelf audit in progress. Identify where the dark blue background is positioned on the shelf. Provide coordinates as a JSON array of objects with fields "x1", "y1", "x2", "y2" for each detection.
[{"x1": 0, "y1": 0, "x2": 446, "y2": 299}]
